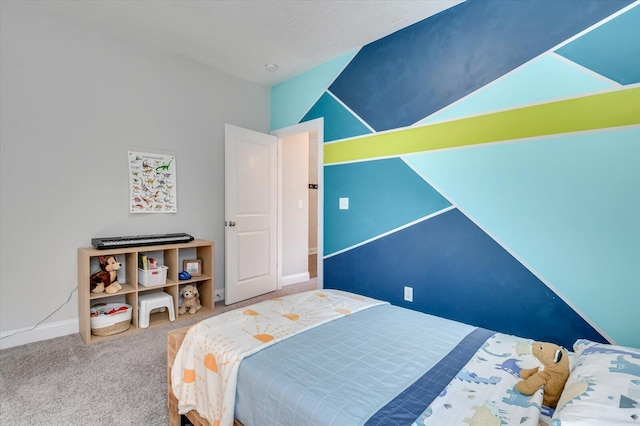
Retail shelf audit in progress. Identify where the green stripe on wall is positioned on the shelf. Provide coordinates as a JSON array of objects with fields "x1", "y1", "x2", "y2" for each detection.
[{"x1": 324, "y1": 87, "x2": 640, "y2": 164}]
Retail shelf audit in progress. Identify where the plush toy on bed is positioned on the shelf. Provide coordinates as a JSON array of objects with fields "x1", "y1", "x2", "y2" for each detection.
[
  {"x1": 516, "y1": 341, "x2": 570, "y2": 408},
  {"x1": 90, "y1": 255, "x2": 122, "y2": 294},
  {"x1": 179, "y1": 284, "x2": 201, "y2": 315}
]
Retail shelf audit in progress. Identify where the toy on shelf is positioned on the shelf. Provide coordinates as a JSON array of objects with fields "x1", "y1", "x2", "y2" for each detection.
[
  {"x1": 178, "y1": 284, "x2": 201, "y2": 315},
  {"x1": 90, "y1": 255, "x2": 123, "y2": 294}
]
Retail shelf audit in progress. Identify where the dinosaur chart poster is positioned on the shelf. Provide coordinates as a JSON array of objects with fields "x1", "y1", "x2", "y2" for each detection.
[{"x1": 128, "y1": 151, "x2": 177, "y2": 213}]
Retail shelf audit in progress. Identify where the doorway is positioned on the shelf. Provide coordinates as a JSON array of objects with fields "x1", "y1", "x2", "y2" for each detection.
[{"x1": 272, "y1": 118, "x2": 323, "y2": 290}]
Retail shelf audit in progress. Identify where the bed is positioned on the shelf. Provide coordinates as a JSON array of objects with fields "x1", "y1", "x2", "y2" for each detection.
[{"x1": 167, "y1": 289, "x2": 640, "y2": 426}]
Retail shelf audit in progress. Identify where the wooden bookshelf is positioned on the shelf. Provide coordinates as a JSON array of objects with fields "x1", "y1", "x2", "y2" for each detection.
[{"x1": 78, "y1": 239, "x2": 214, "y2": 344}]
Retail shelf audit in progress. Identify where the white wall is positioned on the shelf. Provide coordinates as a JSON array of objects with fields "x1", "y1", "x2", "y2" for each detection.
[
  {"x1": 0, "y1": 5, "x2": 270, "y2": 348},
  {"x1": 308, "y1": 132, "x2": 318, "y2": 254},
  {"x1": 281, "y1": 133, "x2": 309, "y2": 284}
]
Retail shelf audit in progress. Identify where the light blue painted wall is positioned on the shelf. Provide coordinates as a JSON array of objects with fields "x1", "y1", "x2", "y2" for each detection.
[
  {"x1": 404, "y1": 127, "x2": 640, "y2": 346},
  {"x1": 270, "y1": 50, "x2": 357, "y2": 130}
]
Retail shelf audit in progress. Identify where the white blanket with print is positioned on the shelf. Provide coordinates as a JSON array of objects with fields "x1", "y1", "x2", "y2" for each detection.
[{"x1": 171, "y1": 289, "x2": 387, "y2": 426}]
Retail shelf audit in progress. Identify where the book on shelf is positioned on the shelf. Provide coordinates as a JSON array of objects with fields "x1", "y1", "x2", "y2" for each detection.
[{"x1": 138, "y1": 254, "x2": 148, "y2": 270}]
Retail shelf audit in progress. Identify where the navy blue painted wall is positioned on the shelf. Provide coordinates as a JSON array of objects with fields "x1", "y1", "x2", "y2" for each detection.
[
  {"x1": 324, "y1": 208, "x2": 607, "y2": 349},
  {"x1": 329, "y1": 0, "x2": 634, "y2": 131}
]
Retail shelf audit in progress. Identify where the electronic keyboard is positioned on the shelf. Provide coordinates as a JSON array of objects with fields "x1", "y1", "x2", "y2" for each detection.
[{"x1": 91, "y1": 233, "x2": 194, "y2": 249}]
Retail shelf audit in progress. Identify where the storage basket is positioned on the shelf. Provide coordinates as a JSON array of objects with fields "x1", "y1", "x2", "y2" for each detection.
[
  {"x1": 90, "y1": 303, "x2": 132, "y2": 336},
  {"x1": 138, "y1": 265, "x2": 168, "y2": 287}
]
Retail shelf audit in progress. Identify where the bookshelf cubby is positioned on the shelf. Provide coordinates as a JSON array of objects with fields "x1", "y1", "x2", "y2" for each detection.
[{"x1": 78, "y1": 239, "x2": 214, "y2": 344}]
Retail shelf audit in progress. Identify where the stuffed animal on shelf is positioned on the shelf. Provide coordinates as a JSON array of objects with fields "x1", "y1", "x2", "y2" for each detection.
[
  {"x1": 179, "y1": 284, "x2": 201, "y2": 315},
  {"x1": 90, "y1": 255, "x2": 123, "y2": 294},
  {"x1": 516, "y1": 341, "x2": 570, "y2": 408}
]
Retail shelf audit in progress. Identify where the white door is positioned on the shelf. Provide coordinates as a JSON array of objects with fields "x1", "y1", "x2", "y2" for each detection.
[{"x1": 225, "y1": 124, "x2": 278, "y2": 305}]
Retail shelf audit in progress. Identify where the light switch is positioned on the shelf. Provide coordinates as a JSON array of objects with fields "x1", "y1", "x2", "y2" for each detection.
[{"x1": 339, "y1": 197, "x2": 349, "y2": 210}]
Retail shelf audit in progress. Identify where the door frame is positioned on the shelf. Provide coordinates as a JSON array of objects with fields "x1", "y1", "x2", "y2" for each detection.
[{"x1": 271, "y1": 118, "x2": 324, "y2": 290}]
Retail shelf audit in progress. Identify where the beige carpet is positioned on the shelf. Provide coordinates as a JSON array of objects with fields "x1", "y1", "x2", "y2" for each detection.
[{"x1": 0, "y1": 280, "x2": 317, "y2": 425}]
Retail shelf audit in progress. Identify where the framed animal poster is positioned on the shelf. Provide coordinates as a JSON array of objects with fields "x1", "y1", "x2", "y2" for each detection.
[{"x1": 128, "y1": 151, "x2": 177, "y2": 213}]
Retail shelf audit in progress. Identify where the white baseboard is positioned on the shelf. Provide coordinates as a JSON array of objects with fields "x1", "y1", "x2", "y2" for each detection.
[
  {"x1": 0, "y1": 318, "x2": 79, "y2": 350},
  {"x1": 281, "y1": 272, "x2": 311, "y2": 286}
]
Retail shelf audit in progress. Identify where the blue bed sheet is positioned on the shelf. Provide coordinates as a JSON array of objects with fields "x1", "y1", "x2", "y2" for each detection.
[{"x1": 234, "y1": 304, "x2": 475, "y2": 426}]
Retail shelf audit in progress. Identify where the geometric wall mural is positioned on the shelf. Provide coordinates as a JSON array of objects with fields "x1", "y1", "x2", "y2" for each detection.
[
  {"x1": 272, "y1": 0, "x2": 640, "y2": 347},
  {"x1": 301, "y1": 92, "x2": 370, "y2": 143},
  {"x1": 324, "y1": 158, "x2": 451, "y2": 255},
  {"x1": 556, "y1": 4, "x2": 640, "y2": 85},
  {"x1": 324, "y1": 208, "x2": 608, "y2": 349},
  {"x1": 404, "y1": 126, "x2": 640, "y2": 348},
  {"x1": 328, "y1": 0, "x2": 635, "y2": 131},
  {"x1": 323, "y1": 88, "x2": 640, "y2": 164},
  {"x1": 270, "y1": 49, "x2": 358, "y2": 130},
  {"x1": 416, "y1": 53, "x2": 618, "y2": 126}
]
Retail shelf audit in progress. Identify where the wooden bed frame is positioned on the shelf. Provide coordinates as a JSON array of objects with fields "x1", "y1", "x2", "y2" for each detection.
[{"x1": 167, "y1": 325, "x2": 244, "y2": 426}]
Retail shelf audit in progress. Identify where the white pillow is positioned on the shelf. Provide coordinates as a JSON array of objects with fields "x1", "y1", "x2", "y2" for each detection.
[{"x1": 550, "y1": 339, "x2": 640, "y2": 425}]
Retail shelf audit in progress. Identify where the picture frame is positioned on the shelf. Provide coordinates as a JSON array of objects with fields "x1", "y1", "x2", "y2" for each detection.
[
  {"x1": 183, "y1": 259, "x2": 202, "y2": 277},
  {"x1": 128, "y1": 151, "x2": 177, "y2": 213}
]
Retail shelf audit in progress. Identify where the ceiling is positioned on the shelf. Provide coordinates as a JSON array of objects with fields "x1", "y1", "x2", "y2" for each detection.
[{"x1": 5, "y1": 0, "x2": 464, "y2": 86}]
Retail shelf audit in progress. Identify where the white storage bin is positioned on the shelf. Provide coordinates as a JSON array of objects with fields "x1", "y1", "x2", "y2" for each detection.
[
  {"x1": 138, "y1": 265, "x2": 168, "y2": 287},
  {"x1": 90, "y1": 303, "x2": 132, "y2": 336}
]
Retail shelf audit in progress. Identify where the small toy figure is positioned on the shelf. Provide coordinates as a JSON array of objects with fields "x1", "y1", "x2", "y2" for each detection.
[
  {"x1": 90, "y1": 255, "x2": 123, "y2": 294},
  {"x1": 179, "y1": 284, "x2": 201, "y2": 315},
  {"x1": 516, "y1": 341, "x2": 570, "y2": 408}
]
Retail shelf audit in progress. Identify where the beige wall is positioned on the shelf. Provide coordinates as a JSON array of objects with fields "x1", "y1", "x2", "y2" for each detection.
[{"x1": 0, "y1": 5, "x2": 270, "y2": 347}]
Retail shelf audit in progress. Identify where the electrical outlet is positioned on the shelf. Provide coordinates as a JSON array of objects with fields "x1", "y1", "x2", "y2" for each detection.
[
  {"x1": 404, "y1": 286, "x2": 413, "y2": 302},
  {"x1": 214, "y1": 290, "x2": 225, "y2": 302}
]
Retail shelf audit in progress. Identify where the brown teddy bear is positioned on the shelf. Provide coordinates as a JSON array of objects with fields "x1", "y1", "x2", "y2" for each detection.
[
  {"x1": 516, "y1": 341, "x2": 570, "y2": 408},
  {"x1": 179, "y1": 284, "x2": 201, "y2": 314},
  {"x1": 90, "y1": 255, "x2": 123, "y2": 294}
]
